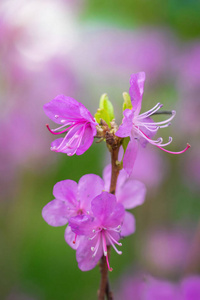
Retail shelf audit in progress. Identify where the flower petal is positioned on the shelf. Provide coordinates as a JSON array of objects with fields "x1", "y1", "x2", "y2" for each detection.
[
  {"x1": 42, "y1": 200, "x2": 69, "y2": 226},
  {"x1": 129, "y1": 72, "x2": 145, "y2": 115},
  {"x1": 53, "y1": 179, "x2": 78, "y2": 204},
  {"x1": 76, "y1": 236, "x2": 103, "y2": 271},
  {"x1": 64, "y1": 226, "x2": 83, "y2": 250},
  {"x1": 43, "y1": 95, "x2": 82, "y2": 124},
  {"x1": 69, "y1": 215, "x2": 95, "y2": 236},
  {"x1": 79, "y1": 104, "x2": 97, "y2": 129},
  {"x1": 123, "y1": 138, "x2": 138, "y2": 176},
  {"x1": 75, "y1": 126, "x2": 95, "y2": 156},
  {"x1": 91, "y1": 192, "x2": 125, "y2": 228},
  {"x1": 121, "y1": 211, "x2": 136, "y2": 237},
  {"x1": 115, "y1": 109, "x2": 134, "y2": 138},
  {"x1": 116, "y1": 179, "x2": 146, "y2": 209},
  {"x1": 78, "y1": 174, "x2": 104, "y2": 212},
  {"x1": 102, "y1": 164, "x2": 112, "y2": 192}
]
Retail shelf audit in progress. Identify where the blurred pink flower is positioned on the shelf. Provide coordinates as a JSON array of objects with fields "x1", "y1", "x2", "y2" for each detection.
[
  {"x1": 142, "y1": 229, "x2": 190, "y2": 275},
  {"x1": 116, "y1": 275, "x2": 181, "y2": 300},
  {"x1": 116, "y1": 274, "x2": 200, "y2": 300},
  {"x1": 0, "y1": 11, "x2": 78, "y2": 198},
  {"x1": 176, "y1": 43, "x2": 200, "y2": 91},
  {"x1": 181, "y1": 276, "x2": 200, "y2": 300},
  {"x1": 72, "y1": 28, "x2": 174, "y2": 83}
]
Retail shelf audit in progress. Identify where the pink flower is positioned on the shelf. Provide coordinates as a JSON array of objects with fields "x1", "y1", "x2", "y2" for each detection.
[
  {"x1": 181, "y1": 276, "x2": 200, "y2": 300},
  {"x1": 44, "y1": 95, "x2": 98, "y2": 155},
  {"x1": 116, "y1": 72, "x2": 190, "y2": 175},
  {"x1": 42, "y1": 174, "x2": 104, "y2": 249},
  {"x1": 116, "y1": 274, "x2": 200, "y2": 300},
  {"x1": 69, "y1": 192, "x2": 125, "y2": 271},
  {"x1": 116, "y1": 275, "x2": 181, "y2": 300}
]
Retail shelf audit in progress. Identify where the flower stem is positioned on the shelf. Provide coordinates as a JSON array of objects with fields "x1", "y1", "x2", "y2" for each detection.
[{"x1": 98, "y1": 147, "x2": 120, "y2": 300}]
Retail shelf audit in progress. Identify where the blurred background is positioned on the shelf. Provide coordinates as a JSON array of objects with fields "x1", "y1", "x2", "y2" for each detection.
[{"x1": 0, "y1": 0, "x2": 200, "y2": 299}]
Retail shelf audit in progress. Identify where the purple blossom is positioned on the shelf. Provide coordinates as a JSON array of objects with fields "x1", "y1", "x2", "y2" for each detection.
[
  {"x1": 116, "y1": 275, "x2": 181, "y2": 300},
  {"x1": 69, "y1": 192, "x2": 125, "y2": 271},
  {"x1": 44, "y1": 95, "x2": 98, "y2": 155},
  {"x1": 181, "y1": 276, "x2": 200, "y2": 300},
  {"x1": 142, "y1": 229, "x2": 190, "y2": 276},
  {"x1": 116, "y1": 274, "x2": 200, "y2": 300},
  {"x1": 103, "y1": 164, "x2": 146, "y2": 236},
  {"x1": 42, "y1": 174, "x2": 104, "y2": 249},
  {"x1": 116, "y1": 72, "x2": 190, "y2": 175}
]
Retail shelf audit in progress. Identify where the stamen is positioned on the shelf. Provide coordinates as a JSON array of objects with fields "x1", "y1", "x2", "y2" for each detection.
[
  {"x1": 89, "y1": 233, "x2": 98, "y2": 240},
  {"x1": 106, "y1": 255, "x2": 113, "y2": 272},
  {"x1": 73, "y1": 234, "x2": 77, "y2": 244},
  {"x1": 156, "y1": 143, "x2": 191, "y2": 154},
  {"x1": 137, "y1": 103, "x2": 162, "y2": 119},
  {"x1": 102, "y1": 231, "x2": 107, "y2": 257},
  {"x1": 136, "y1": 122, "x2": 159, "y2": 132},
  {"x1": 46, "y1": 124, "x2": 74, "y2": 135},
  {"x1": 137, "y1": 128, "x2": 173, "y2": 147},
  {"x1": 59, "y1": 123, "x2": 87, "y2": 152},
  {"x1": 102, "y1": 231, "x2": 113, "y2": 271},
  {"x1": 56, "y1": 124, "x2": 81, "y2": 151},
  {"x1": 139, "y1": 110, "x2": 176, "y2": 126},
  {"x1": 106, "y1": 231, "x2": 122, "y2": 247},
  {"x1": 91, "y1": 234, "x2": 101, "y2": 257},
  {"x1": 158, "y1": 136, "x2": 173, "y2": 147},
  {"x1": 158, "y1": 122, "x2": 171, "y2": 129},
  {"x1": 107, "y1": 225, "x2": 121, "y2": 233},
  {"x1": 50, "y1": 146, "x2": 57, "y2": 150}
]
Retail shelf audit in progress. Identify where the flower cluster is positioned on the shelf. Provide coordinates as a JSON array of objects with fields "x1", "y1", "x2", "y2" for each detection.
[
  {"x1": 42, "y1": 72, "x2": 189, "y2": 274},
  {"x1": 42, "y1": 167, "x2": 146, "y2": 271}
]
